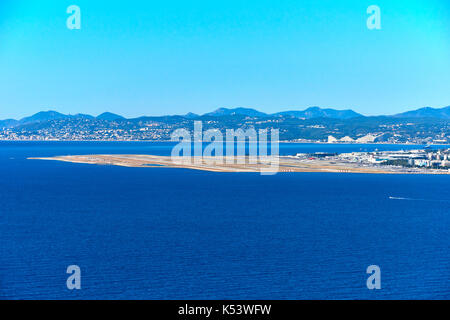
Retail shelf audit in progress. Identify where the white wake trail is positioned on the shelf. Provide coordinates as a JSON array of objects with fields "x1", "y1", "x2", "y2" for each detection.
[{"x1": 389, "y1": 196, "x2": 450, "y2": 202}]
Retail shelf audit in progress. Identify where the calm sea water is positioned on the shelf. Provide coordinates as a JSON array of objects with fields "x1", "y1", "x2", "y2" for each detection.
[{"x1": 0, "y1": 141, "x2": 449, "y2": 299}]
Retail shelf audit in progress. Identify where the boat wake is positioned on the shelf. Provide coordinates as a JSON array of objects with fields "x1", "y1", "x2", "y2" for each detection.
[
  {"x1": 389, "y1": 196, "x2": 450, "y2": 202},
  {"x1": 389, "y1": 196, "x2": 414, "y2": 200}
]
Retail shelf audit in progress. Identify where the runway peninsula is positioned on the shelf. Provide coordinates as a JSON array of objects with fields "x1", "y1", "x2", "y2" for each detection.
[{"x1": 28, "y1": 154, "x2": 450, "y2": 175}]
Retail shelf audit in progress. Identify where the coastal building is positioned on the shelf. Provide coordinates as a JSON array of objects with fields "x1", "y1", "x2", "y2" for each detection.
[
  {"x1": 412, "y1": 159, "x2": 430, "y2": 167},
  {"x1": 328, "y1": 135, "x2": 338, "y2": 143},
  {"x1": 340, "y1": 136, "x2": 354, "y2": 143},
  {"x1": 356, "y1": 134, "x2": 377, "y2": 143}
]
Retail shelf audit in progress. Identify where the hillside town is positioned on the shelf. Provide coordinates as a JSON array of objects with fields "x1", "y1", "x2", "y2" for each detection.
[{"x1": 0, "y1": 108, "x2": 449, "y2": 143}]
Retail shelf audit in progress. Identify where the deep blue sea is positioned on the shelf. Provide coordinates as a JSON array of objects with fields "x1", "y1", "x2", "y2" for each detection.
[{"x1": 0, "y1": 142, "x2": 449, "y2": 300}]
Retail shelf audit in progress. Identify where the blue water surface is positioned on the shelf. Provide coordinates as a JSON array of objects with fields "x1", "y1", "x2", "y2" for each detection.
[{"x1": 0, "y1": 142, "x2": 449, "y2": 299}]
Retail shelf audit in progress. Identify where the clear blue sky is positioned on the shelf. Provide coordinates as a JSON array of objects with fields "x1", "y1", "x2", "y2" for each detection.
[{"x1": 0, "y1": 0, "x2": 449, "y2": 119}]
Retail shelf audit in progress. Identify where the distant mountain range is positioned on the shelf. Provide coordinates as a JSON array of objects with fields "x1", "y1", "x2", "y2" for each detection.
[
  {"x1": 202, "y1": 106, "x2": 363, "y2": 119},
  {"x1": 393, "y1": 106, "x2": 450, "y2": 119},
  {"x1": 96, "y1": 112, "x2": 125, "y2": 121},
  {"x1": 1, "y1": 105, "x2": 449, "y2": 129},
  {"x1": 0, "y1": 106, "x2": 448, "y2": 144},
  {"x1": 273, "y1": 107, "x2": 362, "y2": 119},
  {"x1": 203, "y1": 107, "x2": 269, "y2": 118},
  {"x1": 0, "y1": 111, "x2": 124, "y2": 128}
]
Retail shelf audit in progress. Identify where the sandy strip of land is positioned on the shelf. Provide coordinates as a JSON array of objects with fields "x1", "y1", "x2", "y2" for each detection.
[{"x1": 26, "y1": 154, "x2": 426, "y2": 174}]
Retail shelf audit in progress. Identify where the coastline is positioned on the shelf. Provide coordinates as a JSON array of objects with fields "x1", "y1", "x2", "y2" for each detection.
[
  {"x1": 2, "y1": 139, "x2": 450, "y2": 147},
  {"x1": 28, "y1": 154, "x2": 450, "y2": 175}
]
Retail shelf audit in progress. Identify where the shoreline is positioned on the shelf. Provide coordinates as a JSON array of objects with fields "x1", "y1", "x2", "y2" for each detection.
[
  {"x1": 2, "y1": 139, "x2": 450, "y2": 147},
  {"x1": 28, "y1": 154, "x2": 450, "y2": 175}
]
